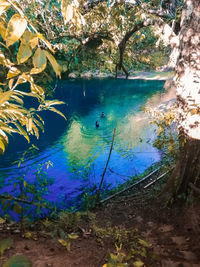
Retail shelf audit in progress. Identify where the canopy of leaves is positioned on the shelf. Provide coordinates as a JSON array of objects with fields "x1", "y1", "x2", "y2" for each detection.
[{"x1": 0, "y1": 0, "x2": 182, "y2": 152}]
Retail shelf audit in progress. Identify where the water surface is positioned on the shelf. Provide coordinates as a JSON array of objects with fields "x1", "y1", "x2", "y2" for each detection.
[{"x1": 0, "y1": 78, "x2": 165, "y2": 209}]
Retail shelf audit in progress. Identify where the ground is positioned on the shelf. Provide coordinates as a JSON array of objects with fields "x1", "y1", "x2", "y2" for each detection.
[{"x1": 0, "y1": 176, "x2": 200, "y2": 267}]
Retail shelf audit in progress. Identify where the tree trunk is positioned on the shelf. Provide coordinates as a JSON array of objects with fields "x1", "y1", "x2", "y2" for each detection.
[{"x1": 164, "y1": 0, "x2": 200, "y2": 200}]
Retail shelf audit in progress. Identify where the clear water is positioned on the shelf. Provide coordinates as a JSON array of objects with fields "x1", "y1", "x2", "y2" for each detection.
[{"x1": 0, "y1": 78, "x2": 165, "y2": 210}]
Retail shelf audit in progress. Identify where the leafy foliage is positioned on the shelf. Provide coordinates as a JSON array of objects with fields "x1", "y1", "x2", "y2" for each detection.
[
  {"x1": 87, "y1": 213, "x2": 153, "y2": 267},
  {"x1": 145, "y1": 105, "x2": 179, "y2": 163},
  {"x1": 0, "y1": 0, "x2": 65, "y2": 153},
  {"x1": 18, "y1": 0, "x2": 169, "y2": 77},
  {"x1": 3, "y1": 254, "x2": 32, "y2": 267},
  {"x1": 0, "y1": 238, "x2": 13, "y2": 258}
]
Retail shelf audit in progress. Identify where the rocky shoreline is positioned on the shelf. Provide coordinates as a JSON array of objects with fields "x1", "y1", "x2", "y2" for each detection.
[{"x1": 67, "y1": 70, "x2": 174, "y2": 80}]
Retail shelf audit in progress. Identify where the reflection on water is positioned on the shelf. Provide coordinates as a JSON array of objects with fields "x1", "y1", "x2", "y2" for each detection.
[{"x1": 0, "y1": 78, "x2": 166, "y2": 208}]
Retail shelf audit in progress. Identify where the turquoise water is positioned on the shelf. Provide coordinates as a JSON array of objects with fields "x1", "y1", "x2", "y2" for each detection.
[{"x1": 0, "y1": 78, "x2": 165, "y2": 210}]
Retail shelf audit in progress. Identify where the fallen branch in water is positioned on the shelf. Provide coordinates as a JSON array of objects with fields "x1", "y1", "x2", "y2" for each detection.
[
  {"x1": 0, "y1": 194, "x2": 33, "y2": 205},
  {"x1": 0, "y1": 194, "x2": 52, "y2": 210},
  {"x1": 96, "y1": 128, "x2": 116, "y2": 203},
  {"x1": 100, "y1": 167, "x2": 160, "y2": 204}
]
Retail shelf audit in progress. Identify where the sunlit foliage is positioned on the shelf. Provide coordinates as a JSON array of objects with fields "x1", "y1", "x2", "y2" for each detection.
[{"x1": 0, "y1": 0, "x2": 65, "y2": 154}]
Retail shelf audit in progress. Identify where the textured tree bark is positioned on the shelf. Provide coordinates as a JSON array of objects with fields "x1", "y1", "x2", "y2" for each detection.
[{"x1": 164, "y1": 0, "x2": 200, "y2": 200}]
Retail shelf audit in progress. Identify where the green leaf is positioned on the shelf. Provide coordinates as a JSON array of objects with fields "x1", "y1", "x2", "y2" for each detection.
[
  {"x1": 17, "y1": 42, "x2": 32, "y2": 64},
  {"x1": 138, "y1": 238, "x2": 150, "y2": 248},
  {"x1": 31, "y1": 48, "x2": 47, "y2": 74},
  {"x1": 0, "y1": 238, "x2": 13, "y2": 256},
  {"x1": 3, "y1": 254, "x2": 32, "y2": 267}
]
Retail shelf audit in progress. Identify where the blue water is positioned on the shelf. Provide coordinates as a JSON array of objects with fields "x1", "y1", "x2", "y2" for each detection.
[{"x1": 0, "y1": 78, "x2": 165, "y2": 212}]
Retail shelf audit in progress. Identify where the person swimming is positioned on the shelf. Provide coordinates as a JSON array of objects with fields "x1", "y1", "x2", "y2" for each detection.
[
  {"x1": 101, "y1": 112, "x2": 105, "y2": 118},
  {"x1": 96, "y1": 121, "x2": 99, "y2": 128}
]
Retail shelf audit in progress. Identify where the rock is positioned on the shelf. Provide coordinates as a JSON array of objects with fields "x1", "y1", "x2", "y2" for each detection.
[
  {"x1": 68, "y1": 72, "x2": 79, "y2": 79},
  {"x1": 80, "y1": 71, "x2": 93, "y2": 78}
]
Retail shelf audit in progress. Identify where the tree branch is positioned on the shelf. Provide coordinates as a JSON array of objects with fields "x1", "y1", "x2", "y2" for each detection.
[{"x1": 116, "y1": 20, "x2": 149, "y2": 78}]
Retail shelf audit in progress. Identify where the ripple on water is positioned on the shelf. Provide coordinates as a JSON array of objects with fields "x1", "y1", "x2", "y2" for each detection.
[{"x1": 0, "y1": 78, "x2": 165, "y2": 213}]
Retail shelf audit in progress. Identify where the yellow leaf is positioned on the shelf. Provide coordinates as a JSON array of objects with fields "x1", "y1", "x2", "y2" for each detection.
[
  {"x1": 17, "y1": 42, "x2": 32, "y2": 64},
  {"x1": 24, "y1": 232, "x2": 32, "y2": 238},
  {"x1": 29, "y1": 37, "x2": 38, "y2": 49},
  {"x1": 49, "y1": 107, "x2": 67, "y2": 120},
  {"x1": 21, "y1": 31, "x2": 38, "y2": 49},
  {"x1": 58, "y1": 239, "x2": 67, "y2": 247},
  {"x1": 58, "y1": 239, "x2": 71, "y2": 251},
  {"x1": 7, "y1": 67, "x2": 21, "y2": 79},
  {"x1": 44, "y1": 51, "x2": 61, "y2": 78},
  {"x1": 27, "y1": 117, "x2": 32, "y2": 132},
  {"x1": 14, "y1": 122, "x2": 30, "y2": 143},
  {"x1": 0, "y1": 21, "x2": 6, "y2": 40},
  {"x1": 31, "y1": 83, "x2": 44, "y2": 95},
  {"x1": 0, "y1": 49, "x2": 14, "y2": 67},
  {"x1": 0, "y1": 139, "x2": 6, "y2": 154},
  {"x1": 6, "y1": 14, "x2": 27, "y2": 47},
  {"x1": 8, "y1": 78, "x2": 14, "y2": 89},
  {"x1": 16, "y1": 73, "x2": 33, "y2": 85},
  {"x1": 0, "y1": 91, "x2": 12, "y2": 105},
  {"x1": 68, "y1": 233, "x2": 79, "y2": 240},
  {"x1": 21, "y1": 30, "x2": 34, "y2": 43},
  {"x1": 190, "y1": 109, "x2": 196, "y2": 115},
  {"x1": 31, "y1": 48, "x2": 47, "y2": 74},
  {"x1": 32, "y1": 122, "x2": 39, "y2": 138},
  {"x1": 0, "y1": 0, "x2": 10, "y2": 16},
  {"x1": 0, "y1": 217, "x2": 5, "y2": 224}
]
